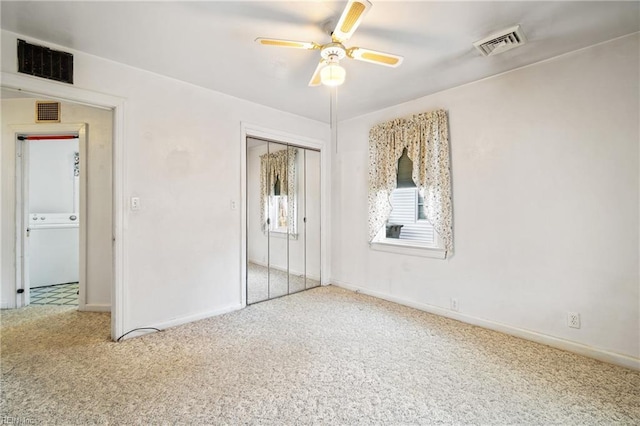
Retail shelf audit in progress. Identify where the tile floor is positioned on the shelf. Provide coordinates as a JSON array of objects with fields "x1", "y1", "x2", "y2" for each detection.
[{"x1": 30, "y1": 283, "x2": 78, "y2": 306}]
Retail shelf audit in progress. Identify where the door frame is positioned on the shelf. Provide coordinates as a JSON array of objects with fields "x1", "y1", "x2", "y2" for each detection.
[
  {"x1": 240, "y1": 122, "x2": 328, "y2": 308},
  {"x1": 14, "y1": 125, "x2": 87, "y2": 309},
  {"x1": 2, "y1": 71, "x2": 125, "y2": 341}
]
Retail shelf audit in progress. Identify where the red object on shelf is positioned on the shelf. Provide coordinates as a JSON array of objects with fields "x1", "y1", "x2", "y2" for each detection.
[{"x1": 21, "y1": 135, "x2": 77, "y2": 140}]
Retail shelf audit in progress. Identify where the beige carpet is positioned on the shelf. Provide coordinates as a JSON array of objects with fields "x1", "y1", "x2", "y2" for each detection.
[
  {"x1": 247, "y1": 262, "x2": 320, "y2": 304},
  {"x1": 1, "y1": 286, "x2": 638, "y2": 425}
]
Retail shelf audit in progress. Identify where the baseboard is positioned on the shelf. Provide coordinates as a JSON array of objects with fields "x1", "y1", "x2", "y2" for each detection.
[
  {"x1": 117, "y1": 303, "x2": 243, "y2": 341},
  {"x1": 331, "y1": 279, "x2": 640, "y2": 371},
  {"x1": 80, "y1": 304, "x2": 111, "y2": 312},
  {"x1": 247, "y1": 259, "x2": 321, "y2": 282}
]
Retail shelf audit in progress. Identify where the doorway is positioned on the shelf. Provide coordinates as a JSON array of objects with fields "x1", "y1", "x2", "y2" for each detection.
[
  {"x1": 2, "y1": 72, "x2": 124, "y2": 340},
  {"x1": 9, "y1": 99, "x2": 113, "y2": 315},
  {"x1": 17, "y1": 132, "x2": 84, "y2": 307},
  {"x1": 245, "y1": 137, "x2": 322, "y2": 304}
]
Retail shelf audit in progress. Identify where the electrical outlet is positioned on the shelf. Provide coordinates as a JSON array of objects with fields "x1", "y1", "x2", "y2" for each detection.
[
  {"x1": 230, "y1": 200, "x2": 237, "y2": 211},
  {"x1": 450, "y1": 298, "x2": 459, "y2": 312},
  {"x1": 568, "y1": 312, "x2": 580, "y2": 329}
]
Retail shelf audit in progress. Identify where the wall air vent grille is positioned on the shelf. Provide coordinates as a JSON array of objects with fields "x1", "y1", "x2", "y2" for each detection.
[
  {"x1": 18, "y1": 39, "x2": 74, "y2": 84},
  {"x1": 473, "y1": 25, "x2": 527, "y2": 57},
  {"x1": 36, "y1": 101, "x2": 61, "y2": 123}
]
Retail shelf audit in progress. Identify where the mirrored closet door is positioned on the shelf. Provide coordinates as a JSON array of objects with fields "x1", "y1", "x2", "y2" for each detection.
[{"x1": 246, "y1": 137, "x2": 321, "y2": 304}]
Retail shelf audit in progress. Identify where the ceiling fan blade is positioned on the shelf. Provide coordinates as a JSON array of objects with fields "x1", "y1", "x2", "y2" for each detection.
[
  {"x1": 308, "y1": 60, "x2": 326, "y2": 87},
  {"x1": 332, "y1": 0, "x2": 372, "y2": 43},
  {"x1": 255, "y1": 38, "x2": 320, "y2": 50},
  {"x1": 347, "y1": 47, "x2": 404, "y2": 67}
]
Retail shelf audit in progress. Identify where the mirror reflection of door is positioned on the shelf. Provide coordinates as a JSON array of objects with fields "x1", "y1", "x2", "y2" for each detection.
[
  {"x1": 288, "y1": 145, "x2": 305, "y2": 295},
  {"x1": 304, "y1": 149, "x2": 321, "y2": 290},
  {"x1": 246, "y1": 137, "x2": 321, "y2": 304},
  {"x1": 246, "y1": 138, "x2": 269, "y2": 304},
  {"x1": 266, "y1": 141, "x2": 289, "y2": 300}
]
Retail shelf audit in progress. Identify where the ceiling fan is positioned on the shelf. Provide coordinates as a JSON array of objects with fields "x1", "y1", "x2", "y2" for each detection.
[{"x1": 255, "y1": 0, "x2": 404, "y2": 87}]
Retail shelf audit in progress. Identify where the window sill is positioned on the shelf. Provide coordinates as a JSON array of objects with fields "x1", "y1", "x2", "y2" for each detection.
[{"x1": 370, "y1": 240, "x2": 447, "y2": 259}]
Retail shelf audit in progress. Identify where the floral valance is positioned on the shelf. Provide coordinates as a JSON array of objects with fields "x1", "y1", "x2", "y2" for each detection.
[{"x1": 368, "y1": 109, "x2": 453, "y2": 254}]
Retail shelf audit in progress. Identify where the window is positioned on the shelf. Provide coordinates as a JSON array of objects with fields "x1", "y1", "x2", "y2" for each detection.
[
  {"x1": 385, "y1": 188, "x2": 435, "y2": 246},
  {"x1": 266, "y1": 194, "x2": 289, "y2": 233},
  {"x1": 368, "y1": 110, "x2": 452, "y2": 257},
  {"x1": 371, "y1": 151, "x2": 438, "y2": 249},
  {"x1": 260, "y1": 147, "x2": 298, "y2": 236}
]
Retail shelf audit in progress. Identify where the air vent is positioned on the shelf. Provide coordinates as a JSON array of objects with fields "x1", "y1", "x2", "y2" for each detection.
[
  {"x1": 35, "y1": 101, "x2": 61, "y2": 123},
  {"x1": 17, "y1": 39, "x2": 74, "y2": 84},
  {"x1": 473, "y1": 25, "x2": 527, "y2": 57}
]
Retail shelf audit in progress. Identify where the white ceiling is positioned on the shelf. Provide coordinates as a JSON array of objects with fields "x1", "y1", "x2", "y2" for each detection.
[{"x1": 1, "y1": 1, "x2": 638, "y2": 123}]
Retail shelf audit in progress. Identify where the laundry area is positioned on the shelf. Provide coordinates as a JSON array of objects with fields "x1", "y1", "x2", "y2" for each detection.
[{"x1": 25, "y1": 135, "x2": 80, "y2": 306}]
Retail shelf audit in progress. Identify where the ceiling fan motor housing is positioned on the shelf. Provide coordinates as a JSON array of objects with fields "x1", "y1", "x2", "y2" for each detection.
[{"x1": 321, "y1": 43, "x2": 346, "y2": 62}]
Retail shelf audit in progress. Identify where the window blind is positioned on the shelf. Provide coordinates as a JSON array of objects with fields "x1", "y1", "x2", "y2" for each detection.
[{"x1": 396, "y1": 149, "x2": 416, "y2": 188}]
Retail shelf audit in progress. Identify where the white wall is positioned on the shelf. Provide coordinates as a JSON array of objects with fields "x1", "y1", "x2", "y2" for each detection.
[
  {"x1": 1, "y1": 30, "x2": 329, "y2": 334},
  {"x1": 1, "y1": 98, "x2": 113, "y2": 307},
  {"x1": 331, "y1": 34, "x2": 639, "y2": 362},
  {"x1": 28, "y1": 138, "x2": 78, "y2": 214}
]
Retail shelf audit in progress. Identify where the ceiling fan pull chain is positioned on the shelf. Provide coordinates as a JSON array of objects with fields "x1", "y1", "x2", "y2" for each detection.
[{"x1": 331, "y1": 87, "x2": 338, "y2": 153}]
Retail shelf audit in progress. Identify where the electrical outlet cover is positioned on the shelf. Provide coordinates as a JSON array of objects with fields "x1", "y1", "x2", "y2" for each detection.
[
  {"x1": 450, "y1": 298, "x2": 459, "y2": 312},
  {"x1": 568, "y1": 312, "x2": 580, "y2": 329}
]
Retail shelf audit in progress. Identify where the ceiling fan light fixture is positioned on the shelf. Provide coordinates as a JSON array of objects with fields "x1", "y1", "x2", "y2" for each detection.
[
  {"x1": 320, "y1": 62, "x2": 346, "y2": 86},
  {"x1": 256, "y1": 0, "x2": 402, "y2": 89}
]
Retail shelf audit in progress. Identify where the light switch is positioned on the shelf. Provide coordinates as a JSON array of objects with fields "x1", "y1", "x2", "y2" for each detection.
[{"x1": 131, "y1": 197, "x2": 140, "y2": 211}]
